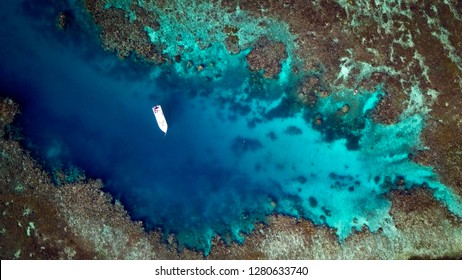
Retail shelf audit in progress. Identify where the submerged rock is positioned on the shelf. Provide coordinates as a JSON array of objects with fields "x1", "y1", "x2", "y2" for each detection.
[
  {"x1": 55, "y1": 11, "x2": 70, "y2": 31},
  {"x1": 337, "y1": 104, "x2": 350, "y2": 116}
]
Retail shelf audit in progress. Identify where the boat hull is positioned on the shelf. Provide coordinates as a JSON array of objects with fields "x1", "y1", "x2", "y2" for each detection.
[{"x1": 152, "y1": 105, "x2": 168, "y2": 134}]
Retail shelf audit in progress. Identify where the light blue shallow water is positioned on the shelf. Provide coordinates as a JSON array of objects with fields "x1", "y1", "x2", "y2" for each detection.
[{"x1": 1, "y1": 0, "x2": 461, "y2": 254}]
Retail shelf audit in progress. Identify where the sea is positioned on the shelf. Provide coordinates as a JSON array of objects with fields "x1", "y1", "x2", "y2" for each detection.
[{"x1": 1, "y1": 0, "x2": 461, "y2": 254}]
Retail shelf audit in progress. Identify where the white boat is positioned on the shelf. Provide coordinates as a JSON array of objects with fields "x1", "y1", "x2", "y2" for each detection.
[{"x1": 152, "y1": 105, "x2": 168, "y2": 134}]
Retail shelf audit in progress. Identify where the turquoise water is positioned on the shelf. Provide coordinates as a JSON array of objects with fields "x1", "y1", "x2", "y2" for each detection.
[{"x1": 1, "y1": 0, "x2": 461, "y2": 254}]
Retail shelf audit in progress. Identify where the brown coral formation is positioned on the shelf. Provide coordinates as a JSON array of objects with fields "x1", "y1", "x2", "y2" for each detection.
[
  {"x1": 223, "y1": 25, "x2": 240, "y2": 55},
  {"x1": 296, "y1": 75, "x2": 325, "y2": 106},
  {"x1": 370, "y1": 76, "x2": 406, "y2": 124},
  {"x1": 246, "y1": 36, "x2": 288, "y2": 79},
  {"x1": 83, "y1": 0, "x2": 163, "y2": 63}
]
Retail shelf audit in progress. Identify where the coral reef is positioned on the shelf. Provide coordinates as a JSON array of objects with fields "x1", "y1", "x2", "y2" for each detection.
[
  {"x1": 245, "y1": 36, "x2": 288, "y2": 79},
  {"x1": 75, "y1": 0, "x2": 462, "y2": 258},
  {"x1": 208, "y1": 187, "x2": 462, "y2": 259},
  {"x1": 2, "y1": 97, "x2": 461, "y2": 259},
  {"x1": 1, "y1": 0, "x2": 462, "y2": 259},
  {"x1": 84, "y1": 0, "x2": 164, "y2": 62},
  {"x1": 229, "y1": 0, "x2": 462, "y2": 198}
]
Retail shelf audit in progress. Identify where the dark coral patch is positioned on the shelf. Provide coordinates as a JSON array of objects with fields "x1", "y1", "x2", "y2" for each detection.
[
  {"x1": 308, "y1": 196, "x2": 318, "y2": 208},
  {"x1": 266, "y1": 131, "x2": 277, "y2": 141},
  {"x1": 296, "y1": 176, "x2": 307, "y2": 184},
  {"x1": 284, "y1": 126, "x2": 302, "y2": 135},
  {"x1": 265, "y1": 95, "x2": 303, "y2": 120},
  {"x1": 231, "y1": 136, "x2": 263, "y2": 153},
  {"x1": 308, "y1": 110, "x2": 364, "y2": 151}
]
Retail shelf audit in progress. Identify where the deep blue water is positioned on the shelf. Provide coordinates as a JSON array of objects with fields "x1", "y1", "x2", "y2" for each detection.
[{"x1": 1, "y1": 0, "x2": 461, "y2": 254}]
